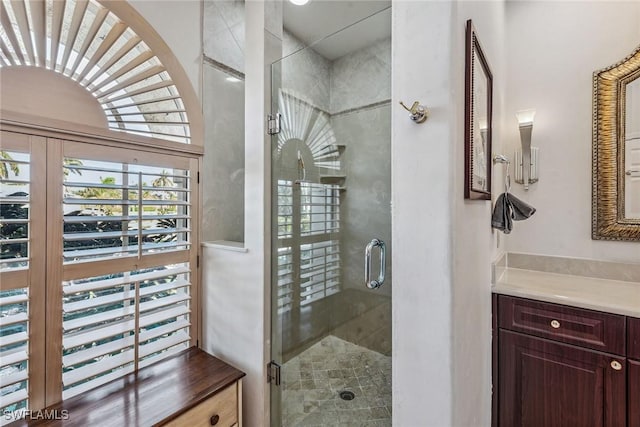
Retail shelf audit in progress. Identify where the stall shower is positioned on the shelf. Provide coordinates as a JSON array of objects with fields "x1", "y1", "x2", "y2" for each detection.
[{"x1": 270, "y1": 7, "x2": 392, "y2": 426}]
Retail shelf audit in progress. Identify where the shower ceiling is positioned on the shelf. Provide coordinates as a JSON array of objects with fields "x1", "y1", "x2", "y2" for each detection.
[{"x1": 283, "y1": 0, "x2": 391, "y2": 60}]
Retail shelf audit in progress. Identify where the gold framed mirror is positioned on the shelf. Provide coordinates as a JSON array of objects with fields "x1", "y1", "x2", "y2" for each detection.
[{"x1": 592, "y1": 44, "x2": 640, "y2": 241}]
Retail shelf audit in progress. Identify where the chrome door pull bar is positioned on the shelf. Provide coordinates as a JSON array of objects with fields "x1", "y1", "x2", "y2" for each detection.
[{"x1": 364, "y1": 238, "x2": 386, "y2": 289}]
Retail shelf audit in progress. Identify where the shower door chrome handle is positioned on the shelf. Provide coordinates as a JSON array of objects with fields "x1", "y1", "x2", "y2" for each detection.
[{"x1": 364, "y1": 238, "x2": 386, "y2": 289}]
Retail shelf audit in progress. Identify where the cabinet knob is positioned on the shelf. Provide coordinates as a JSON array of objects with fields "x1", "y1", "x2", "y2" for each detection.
[
  {"x1": 550, "y1": 320, "x2": 560, "y2": 329},
  {"x1": 210, "y1": 414, "x2": 220, "y2": 425},
  {"x1": 610, "y1": 360, "x2": 622, "y2": 371}
]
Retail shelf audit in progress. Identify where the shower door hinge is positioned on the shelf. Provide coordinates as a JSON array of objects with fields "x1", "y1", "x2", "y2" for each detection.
[
  {"x1": 267, "y1": 113, "x2": 281, "y2": 135},
  {"x1": 267, "y1": 360, "x2": 281, "y2": 386}
]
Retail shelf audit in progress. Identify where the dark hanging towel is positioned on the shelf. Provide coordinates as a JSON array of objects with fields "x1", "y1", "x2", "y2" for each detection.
[{"x1": 491, "y1": 192, "x2": 536, "y2": 234}]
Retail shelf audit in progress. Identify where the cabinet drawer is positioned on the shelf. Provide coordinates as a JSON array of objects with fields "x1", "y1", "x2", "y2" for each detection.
[
  {"x1": 629, "y1": 317, "x2": 640, "y2": 359},
  {"x1": 498, "y1": 295, "x2": 625, "y2": 354},
  {"x1": 164, "y1": 381, "x2": 239, "y2": 427}
]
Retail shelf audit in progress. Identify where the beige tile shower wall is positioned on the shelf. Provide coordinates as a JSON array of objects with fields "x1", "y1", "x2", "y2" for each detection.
[
  {"x1": 204, "y1": 0, "x2": 245, "y2": 74},
  {"x1": 201, "y1": 0, "x2": 246, "y2": 242},
  {"x1": 330, "y1": 37, "x2": 392, "y2": 300},
  {"x1": 280, "y1": 30, "x2": 331, "y2": 112},
  {"x1": 202, "y1": 65, "x2": 245, "y2": 242},
  {"x1": 332, "y1": 106, "x2": 392, "y2": 298},
  {"x1": 330, "y1": 298, "x2": 391, "y2": 356},
  {"x1": 504, "y1": 1, "x2": 640, "y2": 262},
  {"x1": 330, "y1": 38, "x2": 391, "y2": 114}
]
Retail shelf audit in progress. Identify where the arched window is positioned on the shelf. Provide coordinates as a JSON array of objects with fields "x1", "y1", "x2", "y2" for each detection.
[
  {"x1": 0, "y1": 1, "x2": 202, "y2": 419},
  {"x1": 0, "y1": 0, "x2": 200, "y2": 143}
]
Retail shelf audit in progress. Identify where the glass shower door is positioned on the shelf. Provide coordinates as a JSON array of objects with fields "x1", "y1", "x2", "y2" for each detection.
[{"x1": 270, "y1": 9, "x2": 392, "y2": 426}]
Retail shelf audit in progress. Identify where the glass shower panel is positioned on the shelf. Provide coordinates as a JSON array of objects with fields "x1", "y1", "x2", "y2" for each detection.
[{"x1": 270, "y1": 7, "x2": 392, "y2": 426}]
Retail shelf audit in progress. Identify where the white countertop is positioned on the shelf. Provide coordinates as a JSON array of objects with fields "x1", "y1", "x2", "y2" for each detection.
[{"x1": 493, "y1": 268, "x2": 640, "y2": 318}]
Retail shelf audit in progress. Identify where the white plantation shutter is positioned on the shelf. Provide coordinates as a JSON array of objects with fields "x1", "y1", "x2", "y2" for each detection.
[
  {"x1": 0, "y1": 150, "x2": 30, "y2": 271},
  {"x1": 57, "y1": 142, "x2": 197, "y2": 400},
  {"x1": 0, "y1": 132, "x2": 46, "y2": 423},
  {"x1": 276, "y1": 180, "x2": 341, "y2": 313},
  {"x1": 0, "y1": 288, "x2": 29, "y2": 415},
  {"x1": 1, "y1": 129, "x2": 200, "y2": 410},
  {"x1": 0, "y1": 0, "x2": 192, "y2": 143},
  {"x1": 277, "y1": 246, "x2": 294, "y2": 314},
  {"x1": 61, "y1": 264, "x2": 191, "y2": 399},
  {"x1": 299, "y1": 182, "x2": 340, "y2": 237},
  {"x1": 0, "y1": 147, "x2": 30, "y2": 418},
  {"x1": 62, "y1": 159, "x2": 190, "y2": 263},
  {"x1": 299, "y1": 240, "x2": 340, "y2": 305}
]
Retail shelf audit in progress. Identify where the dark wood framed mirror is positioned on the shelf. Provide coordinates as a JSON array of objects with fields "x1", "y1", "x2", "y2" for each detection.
[{"x1": 464, "y1": 19, "x2": 493, "y2": 200}]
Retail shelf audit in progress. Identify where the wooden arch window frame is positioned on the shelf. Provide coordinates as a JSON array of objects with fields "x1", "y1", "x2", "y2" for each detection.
[
  {"x1": 0, "y1": 0, "x2": 204, "y2": 145},
  {"x1": 0, "y1": 0, "x2": 204, "y2": 415},
  {"x1": 98, "y1": 0, "x2": 204, "y2": 145}
]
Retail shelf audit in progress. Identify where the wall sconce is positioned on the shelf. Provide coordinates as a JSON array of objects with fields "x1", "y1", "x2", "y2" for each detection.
[{"x1": 514, "y1": 109, "x2": 539, "y2": 190}]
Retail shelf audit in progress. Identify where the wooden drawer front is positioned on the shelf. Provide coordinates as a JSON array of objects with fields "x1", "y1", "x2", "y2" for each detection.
[
  {"x1": 165, "y1": 382, "x2": 238, "y2": 427},
  {"x1": 629, "y1": 317, "x2": 640, "y2": 359},
  {"x1": 498, "y1": 295, "x2": 625, "y2": 354}
]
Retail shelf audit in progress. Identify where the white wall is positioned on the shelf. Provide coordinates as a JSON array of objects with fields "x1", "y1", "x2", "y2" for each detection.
[
  {"x1": 128, "y1": 0, "x2": 202, "y2": 98},
  {"x1": 451, "y1": 3, "x2": 506, "y2": 426},
  {"x1": 392, "y1": 2, "x2": 454, "y2": 425},
  {"x1": 201, "y1": 2, "x2": 283, "y2": 427},
  {"x1": 504, "y1": 1, "x2": 640, "y2": 262}
]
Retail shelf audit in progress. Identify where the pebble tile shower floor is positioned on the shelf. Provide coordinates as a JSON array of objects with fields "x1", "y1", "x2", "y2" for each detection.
[{"x1": 281, "y1": 335, "x2": 392, "y2": 426}]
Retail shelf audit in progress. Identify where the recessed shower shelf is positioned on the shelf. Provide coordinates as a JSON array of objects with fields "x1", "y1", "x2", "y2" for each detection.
[{"x1": 319, "y1": 174, "x2": 346, "y2": 184}]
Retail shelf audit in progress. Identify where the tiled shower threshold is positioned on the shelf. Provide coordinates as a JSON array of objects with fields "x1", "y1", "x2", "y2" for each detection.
[{"x1": 281, "y1": 335, "x2": 392, "y2": 426}]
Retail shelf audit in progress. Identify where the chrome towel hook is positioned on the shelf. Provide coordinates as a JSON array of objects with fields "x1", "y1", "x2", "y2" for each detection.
[
  {"x1": 399, "y1": 101, "x2": 428, "y2": 124},
  {"x1": 493, "y1": 154, "x2": 511, "y2": 193}
]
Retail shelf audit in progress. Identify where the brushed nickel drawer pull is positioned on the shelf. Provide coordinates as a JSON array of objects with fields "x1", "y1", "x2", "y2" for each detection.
[
  {"x1": 610, "y1": 360, "x2": 622, "y2": 371},
  {"x1": 550, "y1": 320, "x2": 561, "y2": 329}
]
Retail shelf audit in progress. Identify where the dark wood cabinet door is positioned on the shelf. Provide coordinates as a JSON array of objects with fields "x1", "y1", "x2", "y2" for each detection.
[
  {"x1": 499, "y1": 330, "x2": 626, "y2": 427},
  {"x1": 629, "y1": 317, "x2": 640, "y2": 359},
  {"x1": 630, "y1": 360, "x2": 640, "y2": 427}
]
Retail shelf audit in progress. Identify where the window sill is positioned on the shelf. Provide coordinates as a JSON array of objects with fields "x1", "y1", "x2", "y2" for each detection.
[{"x1": 201, "y1": 240, "x2": 248, "y2": 253}]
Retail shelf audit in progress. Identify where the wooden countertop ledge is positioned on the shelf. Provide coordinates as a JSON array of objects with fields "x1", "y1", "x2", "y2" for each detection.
[{"x1": 13, "y1": 347, "x2": 245, "y2": 426}]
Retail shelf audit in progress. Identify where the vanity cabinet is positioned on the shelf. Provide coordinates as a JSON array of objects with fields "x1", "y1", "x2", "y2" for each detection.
[
  {"x1": 494, "y1": 295, "x2": 637, "y2": 427},
  {"x1": 629, "y1": 318, "x2": 640, "y2": 427}
]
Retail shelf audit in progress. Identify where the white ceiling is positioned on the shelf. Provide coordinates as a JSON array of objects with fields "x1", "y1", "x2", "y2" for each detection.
[{"x1": 283, "y1": 0, "x2": 391, "y2": 61}]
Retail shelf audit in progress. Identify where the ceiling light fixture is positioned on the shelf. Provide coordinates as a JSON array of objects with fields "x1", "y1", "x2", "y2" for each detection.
[{"x1": 289, "y1": 0, "x2": 310, "y2": 5}]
